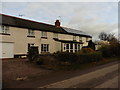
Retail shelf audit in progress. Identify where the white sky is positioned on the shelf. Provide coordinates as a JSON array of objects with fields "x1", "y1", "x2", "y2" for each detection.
[{"x1": 0, "y1": 0, "x2": 118, "y2": 41}]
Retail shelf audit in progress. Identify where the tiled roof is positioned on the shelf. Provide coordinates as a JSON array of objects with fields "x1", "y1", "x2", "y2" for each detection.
[
  {"x1": 62, "y1": 27, "x2": 92, "y2": 38},
  {"x1": 0, "y1": 14, "x2": 67, "y2": 34},
  {"x1": 0, "y1": 14, "x2": 92, "y2": 37}
]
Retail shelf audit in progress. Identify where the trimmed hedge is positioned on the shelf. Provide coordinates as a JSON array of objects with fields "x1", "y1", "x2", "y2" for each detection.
[
  {"x1": 99, "y1": 45, "x2": 112, "y2": 57},
  {"x1": 55, "y1": 52, "x2": 77, "y2": 63},
  {"x1": 34, "y1": 48, "x2": 103, "y2": 66},
  {"x1": 55, "y1": 51, "x2": 102, "y2": 64},
  {"x1": 80, "y1": 48, "x2": 94, "y2": 53},
  {"x1": 77, "y1": 51, "x2": 102, "y2": 64}
]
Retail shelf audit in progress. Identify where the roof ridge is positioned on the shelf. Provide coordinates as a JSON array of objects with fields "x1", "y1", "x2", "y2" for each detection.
[
  {"x1": 0, "y1": 13, "x2": 55, "y2": 27},
  {"x1": 62, "y1": 27, "x2": 84, "y2": 32}
]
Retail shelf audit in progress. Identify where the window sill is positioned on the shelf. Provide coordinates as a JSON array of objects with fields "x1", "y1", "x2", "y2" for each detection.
[
  {"x1": 53, "y1": 38, "x2": 58, "y2": 40},
  {"x1": 27, "y1": 35, "x2": 35, "y2": 38},
  {"x1": 0, "y1": 33, "x2": 10, "y2": 35},
  {"x1": 41, "y1": 52, "x2": 50, "y2": 54},
  {"x1": 41, "y1": 37, "x2": 48, "y2": 39}
]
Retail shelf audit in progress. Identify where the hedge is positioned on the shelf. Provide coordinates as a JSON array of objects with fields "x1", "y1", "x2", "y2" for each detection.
[
  {"x1": 55, "y1": 52, "x2": 77, "y2": 63},
  {"x1": 55, "y1": 51, "x2": 102, "y2": 64},
  {"x1": 77, "y1": 51, "x2": 102, "y2": 64}
]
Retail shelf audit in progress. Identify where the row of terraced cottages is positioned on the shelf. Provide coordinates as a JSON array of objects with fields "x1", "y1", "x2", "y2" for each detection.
[{"x1": 0, "y1": 14, "x2": 92, "y2": 58}]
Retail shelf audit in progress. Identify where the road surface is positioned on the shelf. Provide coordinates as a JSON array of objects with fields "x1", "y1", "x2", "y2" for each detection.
[{"x1": 39, "y1": 63, "x2": 119, "y2": 88}]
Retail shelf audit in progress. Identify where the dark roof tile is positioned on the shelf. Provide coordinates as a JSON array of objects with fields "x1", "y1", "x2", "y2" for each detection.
[{"x1": 0, "y1": 14, "x2": 92, "y2": 38}]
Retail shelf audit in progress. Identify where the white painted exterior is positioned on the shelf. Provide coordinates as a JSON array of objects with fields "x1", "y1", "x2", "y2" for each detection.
[
  {"x1": 0, "y1": 25, "x2": 92, "y2": 58},
  {"x1": 0, "y1": 42, "x2": 14, "y2": 58}
]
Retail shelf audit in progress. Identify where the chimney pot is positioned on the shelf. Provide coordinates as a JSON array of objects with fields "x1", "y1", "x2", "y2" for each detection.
[{"x1": 55, "y1": 20, "x2": 60, "y2": 27}]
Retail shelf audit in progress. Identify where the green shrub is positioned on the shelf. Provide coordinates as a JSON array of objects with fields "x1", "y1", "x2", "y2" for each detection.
[
  {"x1": 35, "y1": 57, "x2": 44, "y2": 65},
  {"x1": 35, "y1": 55, "x2": 59, "y2": 66},
  {"x1": 77, "y1": 51, "x2": 102, "y2": 64},
  {"x1": 55, "y1": 52, "x2": 77, "y2": 63},
  {"x1": 99, "y1": 45, "x2": 111, "y2": 57}
]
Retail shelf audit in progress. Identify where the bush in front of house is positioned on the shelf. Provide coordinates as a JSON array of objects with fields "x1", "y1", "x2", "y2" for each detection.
[
  {"x1": 35, "y1": 56, "x2": 44, "y2": 65},
  {"x1": 35, "y1": 54, "x2": 60, "y2": 66},
  {"x1": 77, "y1": 51, "x2": 102, "y2": 64},
  {"x1": 99, "y1": 45, "x2": 111, "y2": 57},
  {"x1": 55, "y1": 52, "x2": 77, "y2": 63},
  {"x1": 34, "y1": 48, "x2": 103, "y2": 70},
  {"x1": 80, "y1": 48, "x2": 94, "y2": 53},
  {"x1": 55, "y1": 48, "x2": 102, "y2": 64},
  {"x1": 110, "y1": 39, "x2": 120, "y2": 56}
]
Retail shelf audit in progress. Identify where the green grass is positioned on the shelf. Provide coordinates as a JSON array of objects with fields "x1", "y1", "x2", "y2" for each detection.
[{"x1": 57, "y1": 56, "x2": 119, "y2": 71}]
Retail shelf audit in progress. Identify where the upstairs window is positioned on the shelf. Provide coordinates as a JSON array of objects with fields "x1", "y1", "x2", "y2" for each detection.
[
  {"x1": 41, "y1": 31, "x2": 47, "y2": 38},
  {"x1": 54, "y1": 33, "x2": 58, "y2": 39},
  {"x1": 0, "y1": 25, "x2": 10, "y2": 34},
  {"x1": 73, "y1": 36, "x2": 76, "y2": 41},
  {"x1": 28, "y1": 29, "x2": 35, "y2": 36}
]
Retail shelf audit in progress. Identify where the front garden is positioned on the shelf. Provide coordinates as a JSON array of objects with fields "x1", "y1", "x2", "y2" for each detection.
[
  {"x1": 27, "y1": 34, "x2": 120, "y2": 71},
  {"x1": 28, "y1": 43, "x2": 119, "y2": 71}
]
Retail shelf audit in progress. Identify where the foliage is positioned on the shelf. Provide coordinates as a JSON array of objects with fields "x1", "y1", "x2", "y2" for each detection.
[
  {"x1": 99, "y1": 37, "x2": 120, "y2": 57},
  {"x1": 55, "y1": 52, "x2": 77, "y2": 63},
  {"x1": 99, "y1": 45, "x2": 111, "y2": 57},
  {"x1": 79, "y1": 48, "x2": 94, "y2": 54},
  {"x1": 60, "y1": 56, "x2": 119, "y2": 71},
  {"x1": 98, "y1": 32, "x2": 115, "y2": 41},
  {"x1": 35, "y1": 57, "x2": 44, "y2": 65},
  {"x1": 35, "y1": 54, "x2": 59, "y2": 66},
  {"x1": 55, "y1": 50, "x2": 102, "y2": 64},
  {"x1": 77, "y1": 51, "x2": 102, "y2": 64},
  {"x1": 109, "y1": 38, "x2": 120, "y2": 56}
]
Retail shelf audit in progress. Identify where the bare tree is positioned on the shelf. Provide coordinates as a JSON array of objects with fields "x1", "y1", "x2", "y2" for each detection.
[
  {"x1": 107, "y1": 33, "x2": 115, "y2": 41},
  {"x1": 98, "y1": 32, "x2": 115, "y2": 41},
  {"x1": 99, "y1": 32, "x2": 108, "y2": 41}
]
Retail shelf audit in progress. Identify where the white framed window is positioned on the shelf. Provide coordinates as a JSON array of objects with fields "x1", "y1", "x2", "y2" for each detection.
[
  {"x1": 41, "y1": 44, "x2": 49, "y2": 53},
  {"x1": 73, "y1": 36, "x2": 76, "y2": 41},
  {"x1": 0, "y1": 25, "x2": 10, "y2": 34},
  {"x1": 63, "y1": 43, "x2": 66, "y2": 51},
  {"x1": 64, "y1": 43, "x2": 74, "y2": 52},
  {"x1": 63, "y1": 43, "x2": 81, "y2": 52},
  {"x1": 79, "y1": 37, "x2": 82, "y2": 42},
  {"x1": 54, "y1": 33, "x2": 58, "y2": 39},
  {"x1": 66, "y1": 43, "x2": 70, "y2": 52},
  {"x1": 28, "y1": 29, "x2": 34, "y2": 36},
  {"x1": 41, "y1": 31, "x2": 47, "y2": 38}
]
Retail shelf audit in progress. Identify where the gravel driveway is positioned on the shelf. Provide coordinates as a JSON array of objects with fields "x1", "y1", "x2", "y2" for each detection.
[{"x1": 2, "y1": 58, "x2": 52, "y2": 88}]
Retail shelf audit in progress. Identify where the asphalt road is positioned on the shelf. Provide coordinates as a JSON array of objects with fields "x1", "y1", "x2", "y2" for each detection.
[{"x1": 39, "y1": 63, "x2": 119, "y2": 88}]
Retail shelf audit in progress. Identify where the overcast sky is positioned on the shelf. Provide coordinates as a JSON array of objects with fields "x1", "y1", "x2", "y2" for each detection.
[{"x1": 1, "y1": 2, "x2": 118, "y2": 41}]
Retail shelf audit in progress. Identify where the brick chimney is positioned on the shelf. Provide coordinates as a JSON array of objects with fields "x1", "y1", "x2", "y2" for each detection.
[{"x1": 55, "y1": 20, "x2": 60, "y2": 27}]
